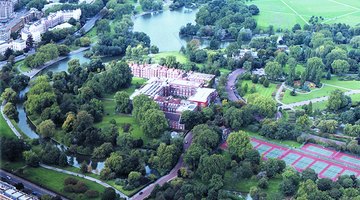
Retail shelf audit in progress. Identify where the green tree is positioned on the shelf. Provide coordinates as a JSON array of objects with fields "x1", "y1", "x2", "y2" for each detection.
[
  {"x1": 264, "y1": 61, "x2": 283, "y2": 81},
  {"x1": 227, "y1": 131, "x2": 252, "y2": 159},
  {"x1": 151, "y1": 143, "x2": 179, "y2": 172},
  {"x1": 197, "y1": 154, "x2": 226, "y2": 182},
  {"x1": 101, "y1": 188, "x2": 116, "y2": 200},
  {"x1": 275, "y1": 52, "x2": 288, "y2": 67},
  {"x1": 141, "y1": 109, "x2": 168, "y2": 138},
  {"x1": 37, "y1": 119, "x2": 55, "y2": 138},
  {"x1": 331, "y1": 59, "x2": 350, "y2": 75},
  {"x1": 192, "y1": 124, "x2": 219, "y2": 149},
  {"x1": 1, "y1": 88, "x2": 17, "y2": 103},
  {"x1": 23, "y1": 150, "x2": 40, "y2": 167},
  {"x1": 326, "y1": 89, "x2": 350, "y2": 111},
  {"x1": 247, "y1": 94, "x2": 277, "y2": 117},
  {"x1": 184, "y1": 143, "x2": 208, "y2": 170},
  {"x1": 128, "y1": 171, "x2": 142, "y2": 187},
  {"x1": 3, "y1": 102, "x2": 18, "y2": 120},
  {"x1": 104, "y1": 152, "x2": 124, "y2": 175},
  {"x1": 100, "y1": 61, "x2": 133, "y2": 93},
  {"x1": 114, "y1": 91, "x2": 131, "y2": 114},
  {"x1": 92, "y1": 143, "x2": 113, "y2": 159}
]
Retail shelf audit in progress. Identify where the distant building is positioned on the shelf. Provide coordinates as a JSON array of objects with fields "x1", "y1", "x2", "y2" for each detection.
[
  {"x1": 252, "y1": 68, "x2": 266, "y2": 76},
  {"x1": 0, "y1": 39, "x2": 26, "y2": 54},
  {"x1": 0, "y1": 0, "x2": 14, "y2": 21},
  {"x1": 21, "y1": 9, "x2": 81, "y2": 42},
  {"x1": 232, "y1": 49, "x2": 258, "y2": 60},
  {"x1": 129, "y1": 63, "x2": 217, "y2": 130},
  {"x1": 0, "y1": 181, "x2": 37, "y2": 200}
]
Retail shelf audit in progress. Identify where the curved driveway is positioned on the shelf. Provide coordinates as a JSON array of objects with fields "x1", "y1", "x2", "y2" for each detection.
[{"x1": 225, "y1": 68, "x2": 245, "y2": 102}]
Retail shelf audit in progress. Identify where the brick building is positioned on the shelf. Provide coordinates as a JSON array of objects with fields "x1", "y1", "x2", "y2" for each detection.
[{"x1": 129, "y1": 63, "x2": 217, "y2": 130}]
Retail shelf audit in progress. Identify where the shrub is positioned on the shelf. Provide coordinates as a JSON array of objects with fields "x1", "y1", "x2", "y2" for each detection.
[
  {"x1": 64, "y1": 177, "x2": 78, "y2": 186},
  {"x1": 85, "y1": 190, "x2": 99, "y2": 198},
  {"x1": 73, "y1": 181, "x2": 88, "y2": 193}
]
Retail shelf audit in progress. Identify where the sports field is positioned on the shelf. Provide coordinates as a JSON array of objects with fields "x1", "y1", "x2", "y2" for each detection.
[{"x1": 248, "y1": 0, "x2": 360, "y2": 29}]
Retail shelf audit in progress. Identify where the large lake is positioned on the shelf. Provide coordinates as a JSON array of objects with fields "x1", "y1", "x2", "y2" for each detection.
[{"x1": 133, "y1": 8, "x2": 197, "y2": 52}]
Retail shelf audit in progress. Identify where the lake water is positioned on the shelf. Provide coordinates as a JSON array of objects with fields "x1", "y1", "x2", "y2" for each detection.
[{"x1": 133, "y1": 8, "x2": 197, "y2": 52}]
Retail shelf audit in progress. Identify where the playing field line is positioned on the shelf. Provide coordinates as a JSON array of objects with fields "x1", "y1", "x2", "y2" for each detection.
[
  {"x1": 323, "y1": 10, "x2": 360, "y2": 23},
  {"x1": 280, "y1": 0, "x2": 309, "y2": 25},
  {"x1": 327, "y1": 0, "x2": 360, "y2": 10}
]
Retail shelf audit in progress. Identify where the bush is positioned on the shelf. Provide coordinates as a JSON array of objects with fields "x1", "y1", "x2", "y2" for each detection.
[
  {"x1": 258, "y1": 177, "x2": 268, "y2": 189},
  {"x1": 72, "y1": 181, "x2": 88, "y2": 193},
  {"x1": 85, "y1": 190, "x2": 99, "y2": 198},
  {"x1": 247, "y1": 124, "x2": 260, "y2": 132},
  {"x1": 64, "y1": 177, "x2": 78, "y2": 185}
]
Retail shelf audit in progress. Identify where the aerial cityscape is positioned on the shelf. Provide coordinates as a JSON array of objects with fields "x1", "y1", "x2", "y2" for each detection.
[{"x1": 0, "y1": 0, "x2": 360, "y2": 199}]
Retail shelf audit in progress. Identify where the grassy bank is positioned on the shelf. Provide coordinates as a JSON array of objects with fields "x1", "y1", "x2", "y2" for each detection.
[
  {"x1": 1, "y1": 160, "x2": 106, "y2": 200},
  {"x1": 0, "y1": 113, "x2": 16, "y2": 138}
]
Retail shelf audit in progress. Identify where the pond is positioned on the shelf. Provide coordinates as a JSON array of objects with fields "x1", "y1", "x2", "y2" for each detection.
[{"x1": 133, "y1": 8, "x2": 197, "y2": 52}]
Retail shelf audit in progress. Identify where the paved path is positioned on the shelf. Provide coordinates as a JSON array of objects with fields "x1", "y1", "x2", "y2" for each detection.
[
  {"x1": 131, "y1": 132, "x2": 193, "y2": 200},
  {"x1": 225, "y1": 68, "x2": 246, "y2": 102},
  {"x1": 40, "y1": 164, "x2": 129, "y2": 199},
  {"x1": 0, "y1": 169, "x2": 66, "y2": 199}
]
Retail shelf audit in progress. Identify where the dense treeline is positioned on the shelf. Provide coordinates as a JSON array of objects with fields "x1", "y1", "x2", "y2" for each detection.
[{"x1": 179, "y1": 0, "x2": 259, "y2": 41}]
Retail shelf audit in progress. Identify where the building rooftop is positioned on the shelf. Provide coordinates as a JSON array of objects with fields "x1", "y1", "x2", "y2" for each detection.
[{"x1": 188, "y1": 88, "x2": 216, "y2": 103}]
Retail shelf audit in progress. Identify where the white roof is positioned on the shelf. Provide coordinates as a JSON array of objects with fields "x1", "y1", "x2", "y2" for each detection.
[
  {"x1": 49, "y1": 22, "x2": 73, "y2": 31},
  {"x1": 188, "y1": 88, "x2": 215, "y2": 103}
]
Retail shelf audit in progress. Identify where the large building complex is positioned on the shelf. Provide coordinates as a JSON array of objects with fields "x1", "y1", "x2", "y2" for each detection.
[
  {"x1": 130, "y1": 63, "x2": 217, "y2": 130},
  {"x1": 21, "y1": 9, "x2": 81, "y2": 42}
]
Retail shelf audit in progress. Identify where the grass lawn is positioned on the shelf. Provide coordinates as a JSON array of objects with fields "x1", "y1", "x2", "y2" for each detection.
[
  {"x1": 223, "y1": 170, "x2": 282, "y2": 199},
  {"x1": 247, "y1": 0, "x2": 360, "y2": 29},
  {"x1": 1, "y1": 160, "x2": 105, "y2": 200},
  {"x1": 245, "y1": 129, "x2": 302, "y2": 148},
  {"x1": 16, "y1": 60, "x2": 30, "y2": 73},
  {"x1": 22, "y1": 167, "x2": 105, "y2": 200},
  {"x1": 151, "y1": 51, "x2": 188, "y2": 64},
  {"x1": 0, "y1": 113, "x2": 17, "y2": 139},
  {"x1": 281, "y1": 84, "x2": 348, "y2": 104},
  {"x1": 322, "y1": 76, "x2": 360, "y2": 90},
  {"x1": 95, "y1": 99, "x2": 149, "y2": 144},
  {"x1": 240, "y1": 80, "x2": 277, "y2": 99}
]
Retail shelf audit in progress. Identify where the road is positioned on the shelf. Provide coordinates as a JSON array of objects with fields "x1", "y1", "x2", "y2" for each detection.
[
  {"x1": 0, "y1": 169, "x2": 67, "y2": 199},
  {"x1": 225, "y1": 68, "x2": 246, "y2": 102},
  {"x1": 40, "y1": 164, "x2": 129, "y2": 199},
  {"x1": 75, "y1": 7, "x2": 107, "y2": 35},
  {"x1": 131, "y1": 132, "x2": 193, "y2": 200}
]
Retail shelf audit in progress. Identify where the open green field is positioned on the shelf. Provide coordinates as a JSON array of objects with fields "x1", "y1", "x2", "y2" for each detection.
[
  {"x1": 95, "y1": 99, "x2": 149, "y2": 143},
  {"x1": 1, "y1": 160, "x2": 106, "y2": 200},
  {"x1": 248, "y1": 0, "x2": 360, "y2": 29},
  {"x1": 241, "y1": 80, "x2": 277, "y2": 99},
  {"x1": 322, "y1": 77, "x2": 360, "y2": 90},
  {"x1": 281, "y1": 84, "x2": 348, "y2": 104},
  {"x1": 224, "y1": 171, "x2": 282, "y2": 199}
]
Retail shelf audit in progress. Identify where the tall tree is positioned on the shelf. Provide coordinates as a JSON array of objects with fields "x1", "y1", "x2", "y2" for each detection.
[{"x1": 227, "y1": 131, "x2": 252, "y2": 159}]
